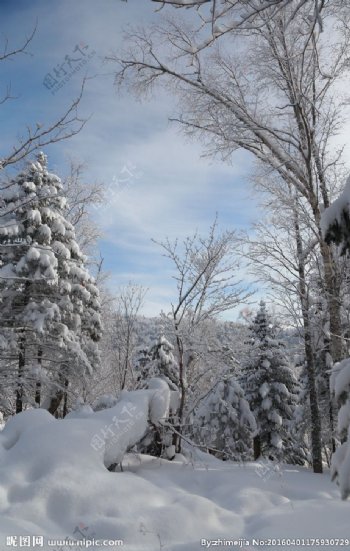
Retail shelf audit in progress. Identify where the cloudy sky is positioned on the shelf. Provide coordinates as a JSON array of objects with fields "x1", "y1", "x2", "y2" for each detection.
[{"x1": 0, "y1": 0, "x2": 291, "y2": 317}]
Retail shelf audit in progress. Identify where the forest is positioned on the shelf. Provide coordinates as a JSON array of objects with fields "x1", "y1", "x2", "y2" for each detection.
[{"x1": 1, "y1": 1, "x2": 350, "y2": 550}]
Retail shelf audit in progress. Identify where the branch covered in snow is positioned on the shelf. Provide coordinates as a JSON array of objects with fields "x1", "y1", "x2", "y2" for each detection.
[
  {"x1": 321, "y1": 176, "x2": 350, "y2": 255},
  {"x1": 150, "y1": 0, "x2": 325, "y2": 43}
]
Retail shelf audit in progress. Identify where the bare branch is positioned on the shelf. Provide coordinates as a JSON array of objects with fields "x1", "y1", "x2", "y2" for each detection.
[
  {"x1": 0, "y1": 23, "x2": 36, "y2": 63},
  {"x1": 1, "y1": 81, "x2": 89, "y2": 170}
]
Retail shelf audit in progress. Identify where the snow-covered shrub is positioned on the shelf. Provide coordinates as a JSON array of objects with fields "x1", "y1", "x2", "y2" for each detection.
[{"x1": 193, "y1": 376, "x2": 256, "y2": 461}]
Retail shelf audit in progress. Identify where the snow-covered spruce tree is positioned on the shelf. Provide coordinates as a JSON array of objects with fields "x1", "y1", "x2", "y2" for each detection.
[
  {"x1": 193, "y1": 375, "x2": 256, "y2": 461},
  {"x1": 0, "y1": 153, "x2": 102, "y2": 415},
  {"x1": 134, "y1": 345, "x2": 152, "y2": 385},
  {"x1": 242, "y1": 300, "x2": 304, "y2": 463},
  {"x1": 137, "y1": 335, "x2": 179, "y2": 458},
  {"x1": 138, "y1": 335, "x2": 179, "y2": 391}
]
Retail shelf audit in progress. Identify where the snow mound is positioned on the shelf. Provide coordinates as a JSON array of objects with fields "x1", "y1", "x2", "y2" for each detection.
[{"x1": 0, "y1": 382, "x2": 349, "y2": 550}]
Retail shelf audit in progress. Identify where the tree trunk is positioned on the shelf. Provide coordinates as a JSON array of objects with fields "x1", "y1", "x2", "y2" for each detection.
[
  {"x1": 253, "y1": 435, "x2": 261, "y2": 460},
  {"x1": 298, "y1": 291, "x2": 323, "y2": 473},
  {"x1": 35, "y1": 382, "x2": 41, "y2": 407},
  {"x1": 304, "y1": 346, "x2": 323, "y2": 473},
  {"x1": 294, "y1": 204, "x2": 323, "y2": 473},
  {"x1": 16, "y1": 333, "x2": 25, "y2": 414},
  {"x1": 174, "y1": 330, "x2": 185, "y2": 453},
  {"x1": 62, "y1": 378, "x2": 69, "y2": 418},
  {"x1": 47, "y1": 366, "x2": 67, "y2": 416},
  {"x1": 47, "y1": 389, "x2": 64, "y2": 416},
  {"x1": 329, "y1": 389, "x2": 336, "y2": 454},
  {"x1": 35, "y1": 347, "x2": 42, "y2": 406}
]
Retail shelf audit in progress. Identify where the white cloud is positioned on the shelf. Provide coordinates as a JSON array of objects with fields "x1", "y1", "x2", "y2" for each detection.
[{"x1": 94, "y1": 124, "x2": 253, "y2": 236}]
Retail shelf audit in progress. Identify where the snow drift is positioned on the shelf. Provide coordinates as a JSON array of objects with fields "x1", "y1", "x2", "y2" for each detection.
[{"x1": 0, "y1": 379, "x2": 350, "y2": 550}]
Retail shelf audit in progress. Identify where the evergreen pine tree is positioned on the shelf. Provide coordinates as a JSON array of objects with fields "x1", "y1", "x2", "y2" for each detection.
[
  {"x1": 242, "y1": 300, "x2": 303, "y2": 463},
  {"x1": 0, "y1": 153, "x2": 102, "y2": 415}
]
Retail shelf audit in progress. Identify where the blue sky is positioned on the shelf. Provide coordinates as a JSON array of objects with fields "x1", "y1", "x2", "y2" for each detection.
[{"x1": 0, "y1": 0, "x2": 264, "y2": 318}]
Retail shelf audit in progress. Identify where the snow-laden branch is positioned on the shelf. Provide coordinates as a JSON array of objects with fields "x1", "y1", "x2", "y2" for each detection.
[{"x1": 151, "y1": 0, "x2": 324, "y2": 45}]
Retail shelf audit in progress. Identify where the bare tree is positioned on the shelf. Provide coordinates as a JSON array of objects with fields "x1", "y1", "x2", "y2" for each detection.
[
  {"x1": 63, "y1": 160, "x2": 105, "y2": 257},
  {"x1": 114, "y1": 0, "x2": 350, "y2": 368},
  {"x1": 103, "y1": 283, "x2": 147, "y2": 391},
  {"x1": 156, "y1": 219, "x2": 251, "y2": 451}
]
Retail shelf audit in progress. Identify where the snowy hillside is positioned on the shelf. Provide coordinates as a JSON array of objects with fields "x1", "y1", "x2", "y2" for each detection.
[{"x1": 0, "y1": 403, "x2": 349, "y2": 551}]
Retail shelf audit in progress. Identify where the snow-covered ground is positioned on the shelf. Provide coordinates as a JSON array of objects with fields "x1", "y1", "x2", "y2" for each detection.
[{"x1": 0, "y1": 400, "x2": 349, "y2": 551}]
